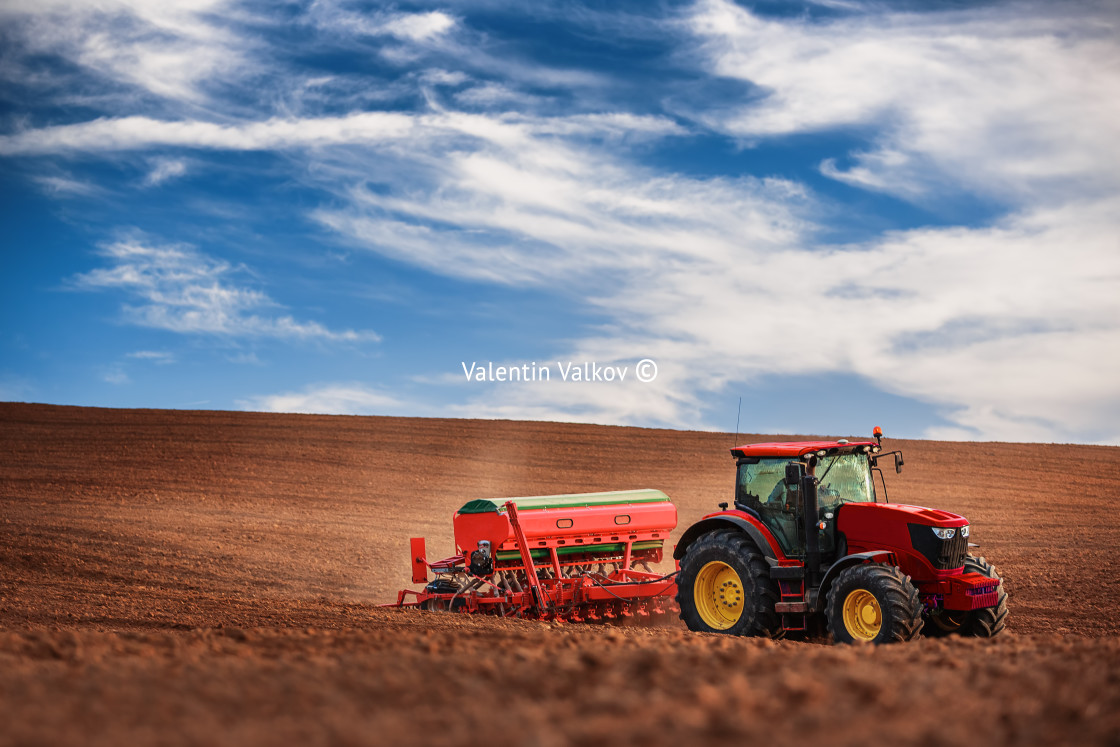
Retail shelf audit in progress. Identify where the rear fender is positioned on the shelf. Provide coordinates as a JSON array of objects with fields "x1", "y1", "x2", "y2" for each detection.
[{"x1": 673, "y1": 513, "x2": 782, "y2": 561}]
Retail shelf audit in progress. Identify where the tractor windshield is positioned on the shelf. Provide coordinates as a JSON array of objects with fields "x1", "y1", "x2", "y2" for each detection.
[{"x1": 814, "y1": 453, "x2": 875, "y2": 511}]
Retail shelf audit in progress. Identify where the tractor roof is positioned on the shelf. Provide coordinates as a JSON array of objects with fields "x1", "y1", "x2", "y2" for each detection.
[{"x1": 730, "y1": 439, "x2": 878, "y2": 459}]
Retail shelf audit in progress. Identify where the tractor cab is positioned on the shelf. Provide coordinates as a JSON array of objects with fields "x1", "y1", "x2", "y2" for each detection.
[{"x1": 731, "y1": 439, "x2": 884, "y2": 561}]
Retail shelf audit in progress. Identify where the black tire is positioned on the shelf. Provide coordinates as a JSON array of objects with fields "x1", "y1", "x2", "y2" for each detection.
[
  {"x1": 922, "y1": 608, "x2": 968, "y2": 637},
  {"x1": 676, "y1": 529, "x2": 781, "y2": 637},
  {"x1": 921, "y1": 554, "x2": 1008, "y2": 637},
  {"x1": 962, "y1": 555, "x2": 1009, "y2": 637},
  {"x1": 826, "y1": 563, "x2": 923, "y2": 644},
  {"x1": 423, "y1": 579, "x2": 467, "y2": 611}
]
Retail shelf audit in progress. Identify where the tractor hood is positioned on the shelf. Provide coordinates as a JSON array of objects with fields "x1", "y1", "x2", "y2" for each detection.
[
  {"x1": 837, "y1": 502, "x2": 970, "y2": 575},
  {"x1": 838, "y1": 502, "x2": 968, "y2": 543},
  {"x1": 841, "y1": 502, "x2": 968, "y2": 529}
]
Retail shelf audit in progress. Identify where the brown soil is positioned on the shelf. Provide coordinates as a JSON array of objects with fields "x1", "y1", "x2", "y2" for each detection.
[{"x1": 2, "y1": 402, "x2": 1118, "y2": 745}]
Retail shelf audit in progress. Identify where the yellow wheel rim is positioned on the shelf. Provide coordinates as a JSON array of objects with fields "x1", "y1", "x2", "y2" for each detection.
[
  {"x1": 695, "y1": 561, "x2": 745, "y2": 630},
  {"x1": 842, "y1": 589, "x2": 882, "y2": 641}
]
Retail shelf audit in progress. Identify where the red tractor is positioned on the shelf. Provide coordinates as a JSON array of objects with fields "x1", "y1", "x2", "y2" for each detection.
[{"x1": 674, "y1": 428, "x2": 1009, "y2": 643}]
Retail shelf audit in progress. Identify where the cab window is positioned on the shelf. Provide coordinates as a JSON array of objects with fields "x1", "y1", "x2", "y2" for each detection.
[{"x1": 737, "y1": 458, "x2": 802, "y2": 555}]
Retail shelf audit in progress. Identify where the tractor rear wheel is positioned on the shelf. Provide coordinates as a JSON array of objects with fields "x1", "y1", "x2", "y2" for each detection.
[
  {"x1": 826, "y1": 563, "x2": 923, "y2": 644},
  {"x1": 676, "y1": 529, "x2": 781, "y2": 637}
]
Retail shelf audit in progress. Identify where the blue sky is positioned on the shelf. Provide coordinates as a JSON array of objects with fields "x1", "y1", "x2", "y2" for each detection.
[{"x1": 1, "y1": 0, "x2": 1118, "y2": 444}]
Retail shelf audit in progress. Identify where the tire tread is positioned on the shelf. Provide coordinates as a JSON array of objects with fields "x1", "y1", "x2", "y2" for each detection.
[
  {"x1": 825, "y1": 563, "x2": 923, "y2": 644},
  {"x1": 676, "y1": 529, "x2": 782, "y2": 637},
  {"x1": 964, "y1": 555, "x2": 1009, "y2": 637}
]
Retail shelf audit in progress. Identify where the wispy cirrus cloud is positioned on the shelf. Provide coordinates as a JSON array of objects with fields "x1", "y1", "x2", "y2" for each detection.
[
  {"x1": 71, "y1": 239, "x2": 379, "y2": 343},
  {"x1": 0, "y1": 112, "x2": 416, "y2": 155},
  {"x1": 143, "y1": 157, "x2": 187, "y2": 186},
  {"x1": 311, "y1": 6, "x2": 457, "y2": 44},
  {"x1": 296, "y1": 2, "x2": 1120, "y2": 442},
  {"x1": 32, "y1": 173, "x2": 102, "y2": 197},
  {"x1": 0, "y1": 0, "x2": 247, "y2": 104},
  {"x1": 4, "y1": 0, "x2": 1119, "y2": 444},
  {"x1": 0, "y1": 109, "x2": 683, "y2": 156},
  {"x1": 126, "y1": 350, "x2": 176, "y2": 364},
  {"x1": 684, "y1": 0, "x2": 1120, "y2": 204},
  {"x1": 236, "y1": 383, "x2": 411, "y2": 415}
]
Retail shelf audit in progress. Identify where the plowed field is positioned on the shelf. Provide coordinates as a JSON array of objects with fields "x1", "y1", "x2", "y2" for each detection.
[{"x1": 2, "y1": 403, "x2": 1118, "y2": 745}]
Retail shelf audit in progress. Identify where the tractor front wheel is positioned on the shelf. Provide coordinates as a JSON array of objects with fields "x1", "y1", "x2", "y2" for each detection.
[
  {"x1": 826, "y1": 563, "x2": 923, "y2": 644},
  {"x1": 963, "y1": 555, "x2": 1009, "y2": 637},
  {"x1": 676, "y1": 530, "x2": 781, "y2": 637},
  {"x1": 923, "y1": 609, "x2": 968, "y2": 636},
  {"x1": 922, "y1": 555, "x2": 1009, "y2": 637}
]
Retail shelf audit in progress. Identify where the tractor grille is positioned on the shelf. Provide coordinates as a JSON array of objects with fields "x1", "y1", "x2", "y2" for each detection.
[{"x1": 907, "y1": 524, "x2": 968, "y2": 570}]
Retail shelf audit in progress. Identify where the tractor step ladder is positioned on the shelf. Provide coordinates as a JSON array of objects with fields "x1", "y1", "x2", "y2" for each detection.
[{"x1": 771, "y1": 565, "x2": 808, "y2": 632}]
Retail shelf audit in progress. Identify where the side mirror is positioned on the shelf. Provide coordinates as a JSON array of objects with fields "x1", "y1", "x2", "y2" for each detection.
[
  {"x1": 895, "y1": 453, "x2": 904, "y2": 474},
  {"x1": 785, "y1": 461, "x2": 805, "y2": 486}
]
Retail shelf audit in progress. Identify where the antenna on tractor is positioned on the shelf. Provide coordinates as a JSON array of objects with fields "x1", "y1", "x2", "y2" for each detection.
[{"x1": 733, "y1": 396, "x2": 742, "y2": 446}]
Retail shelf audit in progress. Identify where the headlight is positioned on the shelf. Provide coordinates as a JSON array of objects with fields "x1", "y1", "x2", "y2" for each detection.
[
  {"x1": 960, "y1": 525, "x2": 970, "y2": 538},
  {"x1": 932, "y1": 527, "x2": 956, "y2": 540}
]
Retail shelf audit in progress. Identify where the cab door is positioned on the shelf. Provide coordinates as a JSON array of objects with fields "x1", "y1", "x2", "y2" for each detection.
[{"x1": 736, "y1": 458, "x2": 804, "y2": 557}]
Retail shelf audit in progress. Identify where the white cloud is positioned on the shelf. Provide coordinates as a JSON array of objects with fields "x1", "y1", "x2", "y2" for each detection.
[
  {"x1": 227, "y1": 351, "x2": 263, "y2": 365},
  {"x1": 126, "y1": 350, "x2": 176, "y2": 364},
  {"x1": 71, "y1": 239, "x2": 379, "y2": 342},
  {"x1": 685, "y1": 0, "x2": 1120, "y2": 205},
  {"x1": 32, "y1": 174, "x2": 101, "y2": 197},
  {"x1": 237, "y1": 383, "x2": 411, "y2": 415},
  {"x1": 0, "y1": 109, "x2": 684, "y2": 157},
  {"x1": 0, "y1": 112, "x2": 417, "y2": 156},
  {"x1": 0, "y1": 0, "x2": 246, "y2": 103},
  {"x1": 309, "y1": 4, "x2": 457, "y2": 43},
  {"x1": 101, "y1": 367, "x2": 130, "y2": 385},
  {"x1": 454, "y1": 82, "x2": 544, "y2": 108},
  {"x1": 313, "y1": 157, "x2": 805, "y2": 289},
  {"x1": 420, "y1": 69, "x2": 470, "y2": 87},
  {"x1": 307, "y1": 2, "x2": 606, "y2": 91},
  {"x1": 144, "y1": 157, "x2": 187, "y2": 186},
  {"x1": 415, "y1": 195, "x2": 1120, "y2": 443},
  {"x1": 380, "y1": 11, "x2": 456, "y2": 43}
]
